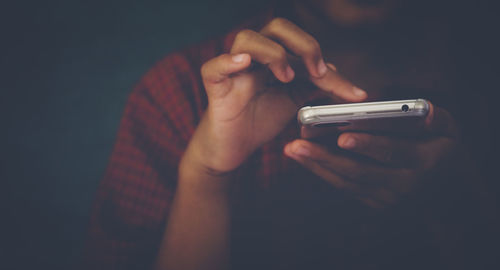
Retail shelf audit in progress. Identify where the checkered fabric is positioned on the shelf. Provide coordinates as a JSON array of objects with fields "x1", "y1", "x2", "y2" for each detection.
[
  {"x1": 81, "y1": 9, "x2": 305, "y2": 269},
  {"x1": 80, "y1": 6, "x2": 485, "y2": 270}
]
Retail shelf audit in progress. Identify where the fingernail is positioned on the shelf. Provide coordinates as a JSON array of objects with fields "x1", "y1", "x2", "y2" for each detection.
[
  {"x1": 317, "y1": 59, "x2": 327, "y2": 76},
  {"x1": 341, "y1": 137, "x2": 356, "y2": 149},
  {"x1": 285, "y1": 65, "x2": 295, "y2": 80},
  {"x1": 294, "y1": 145, "x2": 310, "y2": 156},
  {"x1": 232, "y1": 54, "x2": 247, "y2": 63},
  {"x1": 326, "y1": 62, "x2": 337, "y2": 72},
  {"x1": 352, "y1": 87, "x2": 367, "y2": 97}
]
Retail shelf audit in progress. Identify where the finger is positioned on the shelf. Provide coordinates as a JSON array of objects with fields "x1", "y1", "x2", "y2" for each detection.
[
  {"x1": 285, "y1": 140, "x2": 412, "y2": 208},
  {"x1": 337, "y1": 132, "x2": 422, "y2": 167},
  {"x1": 310, "y1": 64, "x2": 368, "y2": 102},
  {"x1": 231, "y1": 29, "x2": 295, "y2": 83},
  {"x1": 283, "y1": 143, "x2": 359, "y2": 191},
  {"x1": 285, "y1": 139, "x2": 400, "y2": 186},
  {"x1": 201, "y1": 53, "x2": 252, "y2": 98},
  {"x1": 260, "y1": 18, "x2": 367, "y2": 102},
  {"x1": 261, "y1": 17, "x2": 326, "y2": 78},
  {"x1": 424, "y1": 102, "x2": 459, "y2": 138},
  {"x1": 286, "y1": 142, "x2": 399, "y2": 209}
]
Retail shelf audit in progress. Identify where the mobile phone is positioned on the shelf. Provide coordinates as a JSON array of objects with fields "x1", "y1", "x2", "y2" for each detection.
[{"x1": 298, "y1": 99, "x2": 430, "y2": 139}]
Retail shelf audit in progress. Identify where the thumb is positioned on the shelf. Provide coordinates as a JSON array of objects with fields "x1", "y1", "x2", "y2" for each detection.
[{"x1": 201, "y1": 53, "x2": 251, "y2": 98}]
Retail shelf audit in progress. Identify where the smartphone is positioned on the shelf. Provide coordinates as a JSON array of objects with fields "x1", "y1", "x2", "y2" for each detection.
[{"x1": 298, "y1": 99, "x2": 430, "y2": 139}]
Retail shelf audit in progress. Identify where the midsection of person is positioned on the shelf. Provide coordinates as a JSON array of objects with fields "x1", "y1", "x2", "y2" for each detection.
[
  {"x1": 154, "y1": 1, "x2": 462, "y2": 269},
  {"x1": 83, "y1": 1, "x2": 482, "y2": 270}
]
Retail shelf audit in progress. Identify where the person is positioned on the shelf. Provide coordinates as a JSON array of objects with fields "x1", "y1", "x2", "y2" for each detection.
[{"x1": 83, "y1": 1, "x2": 497, "y2": 269}]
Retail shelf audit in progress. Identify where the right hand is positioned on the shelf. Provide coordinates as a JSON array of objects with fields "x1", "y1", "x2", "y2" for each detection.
[{"x1": 186, "y1": 18, "x2": 368, "y2": 174}]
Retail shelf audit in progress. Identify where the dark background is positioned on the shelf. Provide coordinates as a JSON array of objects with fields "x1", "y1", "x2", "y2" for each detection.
[
  {"x1": 1, "y1": 0, "x2": 498, "y2": 269},
  {"x1": 1, "y1": 1, "x2": 268, "y2": 269}
]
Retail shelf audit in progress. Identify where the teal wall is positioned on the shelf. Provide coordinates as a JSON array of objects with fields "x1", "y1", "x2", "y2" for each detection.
[{"x1": 2, "y1": 1, "x2": 266, "y2": 269}]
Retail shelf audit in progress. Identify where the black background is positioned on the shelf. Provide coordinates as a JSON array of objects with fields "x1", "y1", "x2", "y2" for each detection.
[
  {"x1": 1, "y1": 1, "x2": 267, "y2": 269},
  {"x1": 1, "y1": 0, "x2": 498, "y2": 269}
]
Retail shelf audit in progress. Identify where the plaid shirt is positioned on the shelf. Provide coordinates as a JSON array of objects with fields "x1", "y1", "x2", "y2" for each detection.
[
  {"x1": 81, "y1": 10, "x2": 299, "y2": 269},
  {"x1": 82, "y1": 8, "x2": 475, "y2": 270}
]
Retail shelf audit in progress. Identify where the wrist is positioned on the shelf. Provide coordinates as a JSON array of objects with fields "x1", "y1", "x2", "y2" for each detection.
[
  {"x1": 186, "y1": 113, "x2": 250, "y2": 173},
  {"x1": 178, "y1": 144, "x2": 234, "y2": 196}
]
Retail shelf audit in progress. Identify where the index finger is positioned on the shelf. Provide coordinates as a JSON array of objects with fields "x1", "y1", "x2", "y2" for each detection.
[
  {"x1": 261, "y1": 18, "x2": 326, "y2": 78},
  {"x1": 261, "y1": 18, "x2": 367, "y2": 102}
]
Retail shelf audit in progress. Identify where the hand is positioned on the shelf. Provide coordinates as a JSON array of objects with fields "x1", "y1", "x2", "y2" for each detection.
[
  {"x1": 284, "y1": 103, "x2": 459, "y2": 208},
  {"x1": 187, "y1": 18, "x2": 367, "y2": 174}
]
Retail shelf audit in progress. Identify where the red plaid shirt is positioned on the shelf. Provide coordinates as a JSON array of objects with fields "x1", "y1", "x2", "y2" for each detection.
[
  {"x1": 82, "y1": 9, "x2": 297, "y2": 269},
  {"x1": 83, "y1": 8, "x2": 472, "y2": 270}
]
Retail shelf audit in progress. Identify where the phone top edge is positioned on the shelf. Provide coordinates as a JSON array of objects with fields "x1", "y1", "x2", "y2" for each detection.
[
  {"x1": 414, "y1": 98, "x2": 430, "y2": 112},
  {"x1": 298, "y1": 99, "x2": 429, "y2": 125},
  {"x1": 298, "y1": 99, "x2": 427, "y2": 110}
]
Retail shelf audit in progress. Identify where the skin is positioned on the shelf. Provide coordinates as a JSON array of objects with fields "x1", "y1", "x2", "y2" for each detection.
[
  {"x1": 284, "y1": 103, "x2": 458, "y2": 208},
  {"x1": 154, "y1": 1, "x2": 461, "y2": 269}
]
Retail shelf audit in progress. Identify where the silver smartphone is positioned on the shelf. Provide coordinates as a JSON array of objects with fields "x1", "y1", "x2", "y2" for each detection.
[{"x1": 298, "y1": 99, "x2": 430, "y2": 139}]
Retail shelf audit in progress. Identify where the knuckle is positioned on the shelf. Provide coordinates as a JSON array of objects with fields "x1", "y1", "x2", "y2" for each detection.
[
  {"x1": 234, "y1": 29, "x2": 255, "y2": 44},
  {"x1": 267, "y1": 17, "x2": 288, "y2": 32},
  {"x1": 200, "y1": 54, "x2": 228, "y2": 79},
  {"x1": 274, "y1": 46, "x2": 287, "y2": 61},
  {"x1": 232, "y1": 30, "x2": 255, "y2": 52},
  {"x1": 200, "y1": 61, "x2": 211, "y2": 78},
  {"x1": 300, "y1": 36, "x2": 321, "y2": 57},
  {"x1": 303, "y1": 38, "x2": 321, "y2": 56}
]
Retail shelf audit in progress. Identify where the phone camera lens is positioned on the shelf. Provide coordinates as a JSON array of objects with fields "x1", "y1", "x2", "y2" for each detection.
[{"x1": 401, "y1": 104, "x2": 409, "y2": 112}]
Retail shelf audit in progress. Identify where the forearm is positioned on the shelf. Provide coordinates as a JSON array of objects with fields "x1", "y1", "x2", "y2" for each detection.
[{"x1": 154, "y1": 148, "x2": 233, "y2": 270}]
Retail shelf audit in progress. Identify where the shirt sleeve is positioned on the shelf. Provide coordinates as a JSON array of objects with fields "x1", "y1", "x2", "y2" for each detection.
[{"x1": 81, "y1": 52, "x2": 206, "y2": 270}]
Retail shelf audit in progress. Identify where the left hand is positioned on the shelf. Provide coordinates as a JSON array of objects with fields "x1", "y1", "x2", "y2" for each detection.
[{"x1": 284, "y1": 102, "x2": 459, "y2": 209}]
